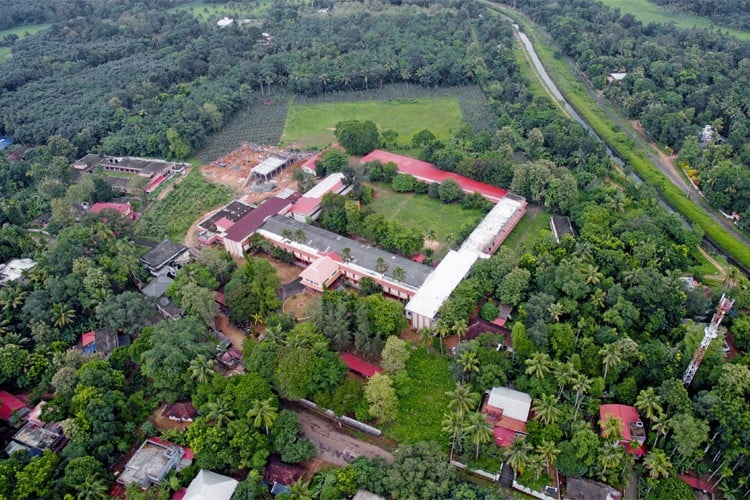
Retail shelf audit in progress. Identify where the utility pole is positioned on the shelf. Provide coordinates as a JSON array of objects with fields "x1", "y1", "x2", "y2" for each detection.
[{"x1": 682, "y1": 294, "x2": 734, "y2": 386}]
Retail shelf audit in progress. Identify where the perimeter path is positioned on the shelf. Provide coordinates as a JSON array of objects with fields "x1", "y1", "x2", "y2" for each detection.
[
  {"x1": 483, "y1": 1, "x2": 750, "y2": 271},
  {"x1": 295, "y1": 411, "x2": 393, "y2": 466}
]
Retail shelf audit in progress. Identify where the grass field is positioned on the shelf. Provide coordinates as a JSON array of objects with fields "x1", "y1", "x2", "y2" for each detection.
[
  {"x1": 281, "y1": 97, "x2": 463, "y2": 149},
  {"x1": 167, "y1": 0, "x2": 272, "y2": 21},
  {"x1": 0, "y1": 23, "x2": 51, "y2": 61},
  {"x1": 367, "y1": 184, "x2": 485, "y2": 258},
  {"x1": 136, "y1": 169, "x2": 233, "y2": 241},
  {"x1": 597, "y1": 0, "x2": 750, "y2": 41},
  {"x1": 501, "y1": 206, "x2": 552, "y2": 254},
  {"x1": 384, "y1": 348, "x2": 453, "y2": 445}
]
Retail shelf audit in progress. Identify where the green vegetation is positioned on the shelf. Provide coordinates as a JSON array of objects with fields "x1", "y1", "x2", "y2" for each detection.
[
  {"x1": 282, "y1": 97, "x2": 463, "y2": 150},
  {"x1": 385, "y1": 348, "x2": 453, "y2": 445},
  {"x1": 500, "y1": 207, "x2": 552, "y2": 254},
  {"x1": 502, "y1": 8, "x2": 750, "y2": 270},
  {"x1": 367, "y1": 184, "x2": 485, "y2": 257},
  {"x1": 135, "y1": 169, "x2": 233, "y2": 240},
  {"x1": 0, "y1": 23, "x2": 51, "y2": 61},
  {"x1": 597, "y1": 0, "x2": 750, "y2": 40},
  {"x1": 167, "y1": 0, "x2": 272, "y2": 21}
]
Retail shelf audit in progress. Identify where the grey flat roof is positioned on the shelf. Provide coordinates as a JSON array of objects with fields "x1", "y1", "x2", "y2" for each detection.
[
  {"x1": 259, "y1": 215, "x2": 433, "y2": 288},
  {"x1": 252, "y1": 157, "x2": 287, "y2": 176},
  {"x1": 140, "y1": 239, "x2": 188, "y2": 269}
]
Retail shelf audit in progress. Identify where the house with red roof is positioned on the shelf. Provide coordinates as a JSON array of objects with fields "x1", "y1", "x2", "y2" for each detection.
[
  {"x1": 0, "y1": 391, "x2": 29, "y2": 425},
  {"x1": 299, "y1": 255, "x2": 342, "y2": 292},
  {"x1": 340, "y1": 352, "x2": 382, "y2": 378},
  {"x1": 89, "y1": 202, "x2": 139, "y2": 221},
  {"x1": 599, "y1": 404, "x2": 647, "y2": 456},
  {"x1": 360, "y1": 150, "x2": 508, "y2": 203},
  {"x1": 290, "y1": 172, "x2": 350, "y2": 222},
  {"x1": 480, "y1": 387, "x2": 531, "y2": 447},
  {"x1": 223, "y1": 195, "x2": 296, "y2": 258}
]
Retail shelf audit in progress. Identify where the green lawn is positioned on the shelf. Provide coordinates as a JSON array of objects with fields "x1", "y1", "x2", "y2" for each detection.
[
  {"x1": 367, "y1": 183, "x2": 485, "y2": 258},
  {"x1": 0, "y1": 23, "x2": 51, "y2": 61},
  {"x1": 597, "y1": 0, "x2": 750, "y2": 41},
  {"x1": 385, "y1": 348, "x2": 453, "y2": 445},
  {"x1": 500, "y1": 206, "x2": 552, "y2": 254},
  {"x1": 281, "y1": 97, "x2": 463, "y2": 149},
  {"x1": 167, "y1": 0, "x2": 272, "y2": 21}
]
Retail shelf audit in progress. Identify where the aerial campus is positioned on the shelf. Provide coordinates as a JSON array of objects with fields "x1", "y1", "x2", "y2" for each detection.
[{"x1": 0, "y1": 1, "x2": 749, "y2": 499}]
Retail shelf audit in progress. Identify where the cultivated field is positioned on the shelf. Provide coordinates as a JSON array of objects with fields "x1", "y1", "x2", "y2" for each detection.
[
  {"x1": 367, "y1": 184, "x2": 485, "y2": 257},
  {"x1": 598, "y1": 0, "x2": 750, "y2": 40},
  {"x1": 167, "y1": 0, "x2": 272, "y2": 21},
  {"x1": 0, "y1": 23, "x2": 51, "y2": 61}
]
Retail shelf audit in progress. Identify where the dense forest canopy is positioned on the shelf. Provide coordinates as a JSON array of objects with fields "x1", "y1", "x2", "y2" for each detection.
[{"x1": 516, "y1": 0, "x2": 750, "y2": 225}]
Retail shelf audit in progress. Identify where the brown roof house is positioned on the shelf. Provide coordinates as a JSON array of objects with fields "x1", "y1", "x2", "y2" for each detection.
[{"x1": 481, "y1": 387, "x2": 532, "y2": 448}]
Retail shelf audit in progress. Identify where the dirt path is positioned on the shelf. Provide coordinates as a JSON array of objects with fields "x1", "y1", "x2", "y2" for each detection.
[
  {"x1": 295, "y1": 411, "x2": 393, "y2": 466},
  {"x1": 698, "y1": 246, "x2": 726, "y2": 277},
  {"x1": 214, "y1": 313, "x2": 247, "y2": 350},
  {"x1": 157, "y1": 166, "x2": 192, "y2": 201}
]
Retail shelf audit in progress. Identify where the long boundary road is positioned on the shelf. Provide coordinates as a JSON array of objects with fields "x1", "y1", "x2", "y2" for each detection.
[{"x1": 483, "y1": 1, "x2": 750, "y2": 273}]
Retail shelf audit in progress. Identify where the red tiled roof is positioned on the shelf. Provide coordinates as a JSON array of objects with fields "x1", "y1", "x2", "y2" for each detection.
[
  {"x1": 300, "y1": 154, "x2": 320, "y2": 171},
  {"x1": 0, "y1": 391, "x2": 26, "y2": 421},
  {"x1": 340, "y1": 352, "x2": 382, "y2": 378},
  {"x1": 82, "y1": 331, "x2": 96, "y2": 346},
  {"x1": 411, "y1": 254, "x2": 426, "y2": 263},
  {"x1": 600, "y1": 404, "x2": 639, "y2": 441},
  {"x1": 493, "y1": 426, "x2": 518, "y2": 447},
  {"x1": 215, "y1": 217, "x2": 235, "y2": 231},
  {"x1": 291, "y1": 196, "x2": 321, "y2": 216},
  {"x1": 145, "y1": 175, "x2": 166, "y2": 193},
  {"x1": 495, "y1": 415, "x2": 527, "y2": 434},
  {"x1": 679, "y1": 474, "x2": 714, "y2": 492},
  {"x1": 360, "y1": 150, "x2": 508, "y2": 202},
  {"x1": 89, "y1": 202, "x2": 132, "y2": 216},
  {"x1": 162, "y1": 402, "x2": 196, "y2": 420},
  {"x1": 225, "y1": 197, "x2": 293, "y2": 242}
]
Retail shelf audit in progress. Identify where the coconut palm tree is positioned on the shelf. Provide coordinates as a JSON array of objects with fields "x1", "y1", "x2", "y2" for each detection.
[
  {"x1": 73, "y1": 474, "x2": 110, "y2": 500},
  {"x1": 466, "y1": 412, "x2": 494, "y2": 460},
  {"x1": 434, "y1": 319, "x2": 451, "y2": 355},
  {"x1": 205, "y1": 398, "x2": 235, "y2": 429},
  {"x1": 453, "y1": 320, "x2": 468, "y2": 343},
  {"x1": 598, "y1": 443, "x2": 624, "y2": 480},
  {"x1": 446, "y1": 382, "x2": 479, "y2": 416},
  {"x1": 51, "y1": 303, "x2": 76, "y2": 328},
  {"x1": 536, "y1": 440, "x2": 560, "y2": 478},
  {"x1": 457, "y1": 350, "x2": 480, "y2": 382},
  {"x1": 527, "y1": 453, "x2": 546, "y2": 481},
  {"x1": 600, "y1": 343, "x2": 622, "y2": 383},
  {"x1": 442, "y1": 411, "x2": 466, "y2": 458},
  {"x1": 392, "y1": 266, "x2": 406, "y2": 282},
  {"x1": 548, "y1": 302, "x2": 564, "y2": 323},
  {"x1": 572, "y1": 373, "x2": 591, "y2": 422},
  {"x1": 644, "y1": 449, "x2": 672, "y2": 480},
  {"x1": 532, "y1": 394, "x2": 561, "y2": 426},
  {"x1": 247, "y1": 397, "x2": 278, "y2": 435},
  {"x1": 524, "y1": 352, "x2": 552, "y2": 379},
  {"x1": 504, "y1": 438, "x2": 532, "y2": 476},
  {"x1": 635, "y1": 387, "x2": 664, "y2": 421},
  {"x1": 599, "y1": 415, "x2": 623, "y2": 443},
  {"x1": 651, "y1": 413, "x2": 669, "y2": 448},
  {"x1": 188, "y1": 355, "x2": 215, "y2": 385},
  {"x1": 287, "y1": 480, "x2": 313, "y2": 500},
  {"x1": 582, "y1": 263, "x2": 603, "y2": 286},
  {"x1": 553, "y1": 360, "x2": 576, "y2": 398},
  {"x1": 590, "y1": 288, "x2": 606, "y2": 309}
]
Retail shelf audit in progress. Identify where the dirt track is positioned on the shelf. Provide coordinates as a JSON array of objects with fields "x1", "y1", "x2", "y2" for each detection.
[{"x1": 295, "y1": 411, "x2": 393, "y2": 466}]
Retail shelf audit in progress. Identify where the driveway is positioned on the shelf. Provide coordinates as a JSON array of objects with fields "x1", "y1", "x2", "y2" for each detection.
[{"x1": 295, "y1": 411, "x2": 393, "y2": 466}]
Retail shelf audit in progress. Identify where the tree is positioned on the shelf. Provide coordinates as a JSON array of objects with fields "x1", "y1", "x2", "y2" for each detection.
[
  {"x1": 383, "y1": 442, "x2": 458, "y2": 499},
  {"x1": 270, "y1": 410, "x2": 315, "y2": 463},
  {"x1": 453, "y1": 320, "x2": 468, "y2": 343},
  {"x1": 572, "y1": 373, "x2": 591, "y2": 422},
  {"x1": 635, "y1": 387, "x2": 664, "y2": 421},
  {"x1": 524, "y1": 352, "x2": 552, "y2": 379},
  {"x1": 335, "y1": 120, "x2": 380, "y2": 156},
  {"x1": 95, "y1": 291, "x2": 157, "y2": 336},
  {"x1": 600, "y1": 343, "x2": 622, "y2": 384},
  {"x1": 466, "y1": 411, "x2": 494, "y2": 460},
  {"x1": 456, "y1": 350, "x2": 480, "y2": 382},
  {"x1": 247, "y1": 397, "x2": 278, "y2": 435},
  {"x1": 316, "y1": 150, "x2": 349, "y2": 176},
  {"x1": 505, "y1": 438, "x2": 532, "y2": 476},
  {"x1": 188, "y1": 355, "x2": 216, "y2": 385},
  {"x1": 537, "y1": 440, "x2": 561, "y2": 478},
  {"x1": 446, "y1": 382, "x2": 478, "y2": 416},
  {"x1": 205, "y1": 397, "x2": 235, "y2": 429},
  {"x1": 442, "y1": 411, "x2": 466, "y2": 458},
  {"x1": 180, "y1": 282, "x2": 218, "y2": 329},
  {"x1": 599, "y1": 416, "x2": 623, "y2": 442},
  {"x1": 532, "y1": 394, "x2": 560, "y2": 426},
  {"x1": 232, "y1": 470, "x2": 266, "y2": 500},
  {"x1": 13, "y1": 450, "x2": 59, "y2": 499},
  {"x1": 72, "y1": 474, "x2": 110, "y2": 500},
  {"x1": 496, "y1": 267, "x2": 531, "y2": 305},
  {"x1": 644, "y1": 449, "x2": 672, "y2": 480},
  {"x1": 437, "y1": 179, "x2": 464, "y2": 203},
  {"x1": 381, "y1": 336, "x2": 409, "y2": 374},
  {"x1": 51, "y1": 302, "x2": 75, "y2": 328},
  {"x1": 224, "y1": 258, "x2": 281, "y2": 324},
  {"x1": 364, "y1": 373, "x2": 398, "y2": 423}
]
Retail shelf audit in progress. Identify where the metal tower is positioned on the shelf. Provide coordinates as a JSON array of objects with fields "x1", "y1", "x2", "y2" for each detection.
[{"x1": 683, "y1": 294, "x2": 734, "y2": 386}]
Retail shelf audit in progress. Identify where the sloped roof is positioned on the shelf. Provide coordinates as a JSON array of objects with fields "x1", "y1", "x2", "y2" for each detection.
[
  {"x1": 0, "y1": 392, "x2": 26, "y2": 421},
  {"x1": 89, "y1": 202, "x2": 132, "y2": 215},
  {"x1": 140, "y1": 239, "x2": 188, "y2": 269},
  {"x1": 360, "y1": 150, "x2": 507, "y2": 202},
  {"x1": 225, "y1": 197, "x2": 294, "y2": 242},
  {"x1": 486, "y1": 387, "x2": 531, "y2": 422},
  {"x1": 493, "y1": 426, "x2": 518, "y2": 447},
  {"x1": 341, "y1": 352, "x2": 382, "y2": 378},
  {"x1": 82, "y1": 331, "x2": 96, "y2": 347},
  {"x1": 299, "y1": 256, "x2": 340, "y2": 286},
  {"x1": 566, "y1": 477, "x2": 622, "y2": 500},
  {"x1": 599, "y1": 404, "x2": 639, "y2": 441},
  {"x1": 142, "y1": 275, "x2": 174, "y2": 298},
  {"x1": 184, "y1": 469, "x2": 238, "y2": 500}
]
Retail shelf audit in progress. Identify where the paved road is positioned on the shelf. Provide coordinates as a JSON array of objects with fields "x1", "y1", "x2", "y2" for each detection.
[{"x1": 295, "y1": 411, "x2": 393, "y2": 466}]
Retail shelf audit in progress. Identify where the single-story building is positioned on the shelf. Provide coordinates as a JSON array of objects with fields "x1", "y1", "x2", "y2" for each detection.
[
  {"x1": 360, "y1": 150, "x2": 508, "y2": 203},
  {"x1": 162, "y1": 402, "x2": 197, "y2": 423},
  {"x1": 565, "y1": 477, "x2": 622, "y2": 500},
  {"x1": 88, "y1": 202, "x2": 139, "y2": 221},
  {"x1": 5, "y1": 420, "x2": 66, "y2": 457},
  {"x1": 298, "y1": 255, "x2": 342, "y2": 292},
  {"x1": 223, "y1": 195, "x2": 296, "y2": 258},
  {"x1": 81, "y1": 328, "x2": 119, "y2": 357},
  {"x1": 117, "y1": 438, "x2": 192, "y2": 489},
  {"x1": 599, "y1": 404, "x2": 647, "y2": 456},
  {"x1": 341, "y1": 352, "x2": 383, "y2": 378},
  {"x1": 0, "y1": 258, "x2": 36, "y2": 286},
  {"x1": 182, "y1": 469, "x2": 238, "y2": 500},
  {"x1": 250, "y1": 156, "x2": 292, "y2": 183},
  {"x1": 0, "y1": 137, "x2": 14, "y2": 150},
  {"x1": 481, "y1": 387, "x2": 531, "y2": 447},
  {"x1": 290, "y1": 172, "x2": 350, "y2": 222},
  {"x1": 142, "y1": 274, "x2": 182, "y2": 320},
  {"x1": 139, "y1": 239, "x2": 190, "y2": 276},
  {"x1": 197, "y1": 200, "x2": 254, "y2": 245},
  {"x1": 607, "y1": 72, "x2": 627, "y2": 83},
  {"x1": 0, "y1": 391, "x2": 29, "y2": 425}
]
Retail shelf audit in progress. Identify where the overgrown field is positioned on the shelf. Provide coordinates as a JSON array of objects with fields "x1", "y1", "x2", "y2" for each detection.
[
  {"x1": 136, "y1": 169, "x2": 233, "y2": 241},
  {"x1": 597, "y1": 0, "x2": 750, "y2": 40},
  {"x1": 367, "y1": 184, "x2": 485, "y2": 257},
  {"x1": 0, "y1": 23, "x2": 51, "y2": 61},
  {"x1": 501, "y1": 8, "x2": 750, "y2": 271},
  {"x1": 384, "y1": 348, "x2": 453, "y2": 445},
  {"x1": 501, "y1": 206, "x2": 551, "y2": 254},
  {"x1": 194, "y1": 94, "x2": 289, "y2": 163}
]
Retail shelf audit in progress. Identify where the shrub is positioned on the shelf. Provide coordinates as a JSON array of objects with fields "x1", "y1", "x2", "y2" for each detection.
[
  {"x1": 392, "y1": 174, "x2": 416, "y2": 193},
  {"x1": 480, "y1": 302, "x2": 499, "y2": 322}
]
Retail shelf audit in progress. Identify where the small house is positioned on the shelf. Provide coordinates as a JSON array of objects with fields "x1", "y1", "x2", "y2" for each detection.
[
  {"x1": 481, "y1": 387, "x2": 531, "y2": 447},
  {"x1": 599, "y1": 404, "x2": 646, "y2": 456},
  {"x1": 139, "y1": 240, "x2": 190, "y2": 277},
  {"x1": 0, "y1": 391, "x2": 29, "y2": 426},
  {"x1": 182, "y1": 469, "x2": 238, "y2": 500}
]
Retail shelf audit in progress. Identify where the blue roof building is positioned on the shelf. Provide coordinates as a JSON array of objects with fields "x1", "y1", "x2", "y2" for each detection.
[{"x1": 0, "y1": 137, "x2": 13, "y2": 151}]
